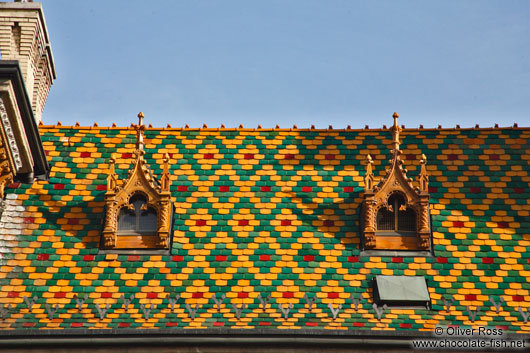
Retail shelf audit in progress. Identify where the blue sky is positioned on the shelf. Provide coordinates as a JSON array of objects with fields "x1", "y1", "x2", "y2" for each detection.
[{"x1": 42, "y1": 0, "x2": 530, "y2": 128}]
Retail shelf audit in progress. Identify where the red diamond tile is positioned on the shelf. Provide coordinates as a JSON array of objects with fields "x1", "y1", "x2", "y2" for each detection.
[{"x1": 37, "y1": 254, "x2": 49, "y2": 261}]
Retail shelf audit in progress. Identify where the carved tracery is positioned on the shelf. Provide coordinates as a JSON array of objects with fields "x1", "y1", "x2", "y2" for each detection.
[
  {"x1": 103, "y1": 112, "x2": 171, "y2": 249},
  {"x1": 362, "y1": 113, "x2": 431, "y2": 251}
]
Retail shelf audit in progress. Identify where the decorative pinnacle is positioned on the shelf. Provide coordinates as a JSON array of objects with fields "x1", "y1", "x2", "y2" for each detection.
[
  {"x1": 390, "y1": 112, "x2": 402, "y2": 151},
  {"x1": 136, "y1": 112, "x2": 145, "y2": 152}
]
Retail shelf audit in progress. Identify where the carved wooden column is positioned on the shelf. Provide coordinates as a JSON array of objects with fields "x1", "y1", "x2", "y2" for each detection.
[
  {"x1": 363, "y1": 193, "x2": 376, "y2": 249},
  {"x1": 418, "y1": 193, "x2": 430, "y2": 250},
  {"x1": 103, "y1": 199, "x2": 117, "y2": 247}
]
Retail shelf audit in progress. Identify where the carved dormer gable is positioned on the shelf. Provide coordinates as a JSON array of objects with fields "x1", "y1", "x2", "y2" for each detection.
[
  {"x1": 103, "y1": 113, "x2": 171, "y2": 249},
  {"x1": 363, "y1": 113, "x2": 431, "y2": 251}
]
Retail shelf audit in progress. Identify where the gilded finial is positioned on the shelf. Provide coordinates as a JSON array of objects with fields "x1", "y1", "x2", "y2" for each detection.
[{"x1": 138, "y1": 112, "x2": 145, "y2": 126}]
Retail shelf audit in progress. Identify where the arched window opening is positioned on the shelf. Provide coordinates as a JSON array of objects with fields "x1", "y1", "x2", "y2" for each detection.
[
  {"x1": 117, "y1": 194, "x2": 157, "y2": 235},
  {"x1": 376, "y1": 194, "x2": 416, "y2": 233}
]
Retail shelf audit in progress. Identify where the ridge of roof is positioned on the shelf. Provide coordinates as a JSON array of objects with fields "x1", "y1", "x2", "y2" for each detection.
[{"x1": 38, "y1": 123, "x2": 528, "y2": 132}]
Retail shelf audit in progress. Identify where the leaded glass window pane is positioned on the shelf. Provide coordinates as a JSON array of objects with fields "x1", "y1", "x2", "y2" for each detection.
[
  {"x1": 117, "y1": 194, "x2": 157, "y2": 235},
  {"x1": 376, "y1": 194, "x2": 416, "y2": 232},
  {"x1": 377, "y1": 208, "x2": 395, "y2": 230}
]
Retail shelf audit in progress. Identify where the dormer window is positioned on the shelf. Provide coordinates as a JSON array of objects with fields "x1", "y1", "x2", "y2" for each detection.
[
  {"x1": 102, "y1": 113, "x2": 172, "y2": 250},
  {"x1": 362, "y1": 113, "x2": 431, "y2": 252}
]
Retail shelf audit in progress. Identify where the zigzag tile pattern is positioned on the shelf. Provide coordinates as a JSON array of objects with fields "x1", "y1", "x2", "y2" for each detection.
[{"x1": 0, "y1": 125, "x2": 529, "y2": 331}]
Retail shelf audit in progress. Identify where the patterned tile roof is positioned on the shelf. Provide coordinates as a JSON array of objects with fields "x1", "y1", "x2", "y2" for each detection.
[{"x1": 0, "y1": 124, "x2": 529, "y2": 334}]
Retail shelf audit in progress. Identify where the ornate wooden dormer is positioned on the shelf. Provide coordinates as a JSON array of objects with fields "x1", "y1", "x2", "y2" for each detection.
[
  {"x1": 362, "y1": 113, "x2": 430, "y2": 251},
  {"x1": 103, "y1": 113, "x2": 172, "y2": 249}
]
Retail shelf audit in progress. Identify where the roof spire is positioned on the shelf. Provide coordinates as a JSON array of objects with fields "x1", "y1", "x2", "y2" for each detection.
[
  {"x1": 136, "y1": 112, "x2": 145, "y2": 152},
  {"x1": 390, "y1": 112, "x2": 402, "y2": 151}
]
